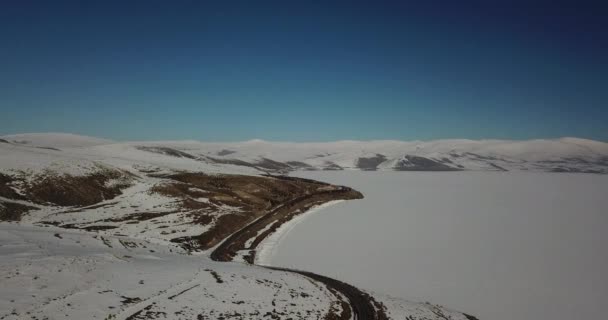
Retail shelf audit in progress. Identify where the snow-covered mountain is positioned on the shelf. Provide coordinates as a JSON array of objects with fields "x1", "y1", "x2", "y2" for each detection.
[
  {"x1": 0, "y1": 132, "x2": 113, "y2": 148},
  {"x1": 2, "y1": 133, "x2": 607, "y2": 176}
]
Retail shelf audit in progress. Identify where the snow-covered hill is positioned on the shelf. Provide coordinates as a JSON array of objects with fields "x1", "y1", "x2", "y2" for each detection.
[
  {"x1": 1, "y1": 133, "x2": 113, "y2": 148},
  {"x1": 0, "y1": 223, "x2": 477, "y2": 320},
  {"x1": 2, "y1": 133, "x2": 607, "y2": 176},
  {"x1": 0, "y1": 224, "x2": 343, "y2": 319}
]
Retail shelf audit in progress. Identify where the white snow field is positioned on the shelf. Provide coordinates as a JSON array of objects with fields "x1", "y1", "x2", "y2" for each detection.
[
  {"x1": 0, "y1": 221, "x2": 473, "y2": 320},
  {"x1": 0, "y1": 224, "x2": 340, "y2": 319},
  {"x1": 270, "y1": 171, "x2": 608, "y2": 320},
  {"x1": 1, "y1": 133, "x2": 490, "y2": 320}
]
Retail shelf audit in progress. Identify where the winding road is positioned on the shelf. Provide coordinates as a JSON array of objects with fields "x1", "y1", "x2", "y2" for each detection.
[
  {"x1": 266, "y1": 266, "x2": 387, "y2": 320},
  {"x1": 210, "y1": 186, "x2": 388, "y2": 320}
]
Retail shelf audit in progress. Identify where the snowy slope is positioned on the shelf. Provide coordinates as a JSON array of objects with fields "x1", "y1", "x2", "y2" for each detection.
[
  {"x1": 1, "y1": 133, "x2": 113, "y2": 148},
  {"x1": 0, "y1": 223, "x2": 478, "y2": 320},
  {"x1": 2, "y1": 132, "x2": 606, "y2": 320},
  {"x1": 0, "y1": 224, "x2": 340, "y2": 320},
  {"x1": 201, "y1": 137, "x2": 608, "y2": 172},
  {"x1": 2, "y1": 133, "x2": 607, "y2": 175}
]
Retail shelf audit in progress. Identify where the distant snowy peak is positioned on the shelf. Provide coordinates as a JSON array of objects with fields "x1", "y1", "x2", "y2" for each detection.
[
  {"x1": 0, "y1": 132, "x2": 113, "y2": 149},
  {"x1": 1, "y1": 133, "x2": 607, "y2": 174},
  {"x1": 192, "y1": 137, "x2": 608, "y2": 173}
]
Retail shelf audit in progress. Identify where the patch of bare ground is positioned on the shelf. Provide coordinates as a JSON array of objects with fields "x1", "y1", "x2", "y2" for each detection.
[
  {"x1": 209, "y1": 184, "x2": 363, "y2": 261},
  {"x1": 58, "y1": 201, "x2": 119, "y2": 213},
  {"x1": 394, "y1": 155, "x2": 462, "y2": 171},
  {"x1": 35, "y1": 146, "x2": 61, "y2": 151},
  {"x1": 323, "y1": 162, "x2": 343, "y2": 170},
  {"x1": 117, "y1": 211, "x2": 185, "y2": 222},
  {"x1": 13, "y1": 169, "x2": 135, "y2": 207},
  {"x1": 205, "y1": 156, "x2": 292, "y2": 173},
  {"x1": 268, "y1": 267, "x2": 389, "y2": 320},
  {"x1": 356, "y1": 154, "x2": 387, "y2": 171},
  {"x1": 150, "y1": 172, "x2": 360, "y2": 251},
  {"x1": 120, "y1": 296, "x2": 143, "y2": 305},
  {"x1": 286, "y1": 161, "x2": 317, "y2": 170},
  {"x1": 205, "y1": 156, "x2": 258, "y2": 169},
  {"x1": 254, "y1": 158, "x2": 292, "y2": 172},
  {"x1": 0, "y1": 201, "x2": 37, "y2": 221},
  {"x1": 51, "y1": 210, "x2": 187, "y2": 232},
  {"x1": 324, "y1": 288, "x2": 352, "y2": 320},
  {"x1": 125, "y1": 303, "x2": 167, "y2": 320},
  {"x1": 205, "y1": 269, "x2": 224, "y2": 283},
  {"x1": 164, "y1": 173, "x2": 334, "y2": 208},
  {"x1": 81, "y1": 225, "x2": 119, "y2": 231},
  {"x1": 136, "y1": 146, "x2": 198, "y2": 159},
  {"x1": 217, "y1": 149, "x2": 236, "y2": 156},
  {"x1": 0, "y1": 173, "x2": 26, "y2": 200},
  {"x1": 464, "y1": 313, "x2": 481, "y2": 320}
]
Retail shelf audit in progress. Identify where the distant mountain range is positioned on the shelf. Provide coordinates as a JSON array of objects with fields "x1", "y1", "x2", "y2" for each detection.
[{"x1": 2, "y1": 133, "x2": 608, "y2": 175}]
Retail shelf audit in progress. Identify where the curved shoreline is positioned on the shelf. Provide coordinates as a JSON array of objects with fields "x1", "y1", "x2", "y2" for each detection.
[
  {"x1": 209, "y1": 181, "x2": 390, "y2": 320},
  {"x1": 255, "y1": 199, "x2": 345, "y2": 266},
  {"x1": 210, "y1": 185, "x2": 363, "y2": 262}
]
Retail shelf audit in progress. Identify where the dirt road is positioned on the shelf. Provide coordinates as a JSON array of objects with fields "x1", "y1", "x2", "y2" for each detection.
[{"x1": 210, "y1": 181, "x2": 389, "y2": 320}]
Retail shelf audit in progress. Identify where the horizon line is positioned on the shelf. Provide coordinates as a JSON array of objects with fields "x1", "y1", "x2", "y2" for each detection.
[{"x1": 1, "y1": 132, "x2": 607, "y2": 144}]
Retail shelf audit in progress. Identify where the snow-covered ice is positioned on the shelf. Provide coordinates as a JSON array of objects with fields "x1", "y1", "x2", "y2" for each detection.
[
  {"x1": 269, "y1": 171, "x2": 608, "y2": 320},
  {"x1": 255, "y1": 200, "x2": 345, "y2": 266}
]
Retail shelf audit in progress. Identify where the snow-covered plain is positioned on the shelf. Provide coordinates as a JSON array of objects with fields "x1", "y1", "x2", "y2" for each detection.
[{"x1": 270, "y1": 171, "x2": 608, "y2": 320}]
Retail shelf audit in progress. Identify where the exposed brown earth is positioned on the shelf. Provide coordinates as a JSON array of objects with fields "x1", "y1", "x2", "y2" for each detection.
[
  {"x1": 324, "y1": 287, "x2": 353, "y2": 320},
  {"x1": 394, "y1": 155, "x2": 462, "y2": 171},
  {"x1": 205, "y1": 156, "x2": 257, "y2": 169},
  {"x1": 0, "y1": 201, "x2": 37, "y2": 221},
  {"x1": 153, "y1": 172, "x2": 360, "y2": 251},
  {"x1": 27, "y1": 171, "x2": 133, "y2": 207},
  {"x1": 254, "y1": 158, "x2": 292, "y2": 172},
  {"x1": 210, "y1": 185, "x2": 362, "y2": 262},
  {"x1": 217, "y1": 149, "x2": 236, "y2": 156},
  {"x1": 205, "y1": 156, "x2": 293, "y2": 173},
  {"x1": 323, "y1": 162, "x2": 343, "y2": 170},
  {"x1": 356, "y1": 154, "x2": 388, "y2": 171},
  {"x1": 0, "y1": 173, "x2": 26, "y2": 200},
  {"x1": 136, "y1": 146, "x2": 198, "y2": 159},
  {"x1": 1, "y1": 169, "x2": 134, "y2": 207},
  {"x1": 464, "y1": 313, "x2": 481, "y2": 320},
  {"x1": 285, "y1": 161, "x2": 316, "y2": 170}
]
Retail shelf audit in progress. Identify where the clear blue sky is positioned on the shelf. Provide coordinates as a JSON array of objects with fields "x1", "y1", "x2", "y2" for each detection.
[{"x1": 1, "y1": 1, "x2": 607, "y2": 141}]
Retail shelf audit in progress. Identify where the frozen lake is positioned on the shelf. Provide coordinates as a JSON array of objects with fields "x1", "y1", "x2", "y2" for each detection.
[{"x1": 269, "y1": 171, "x2": 608, "y2": 320}]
